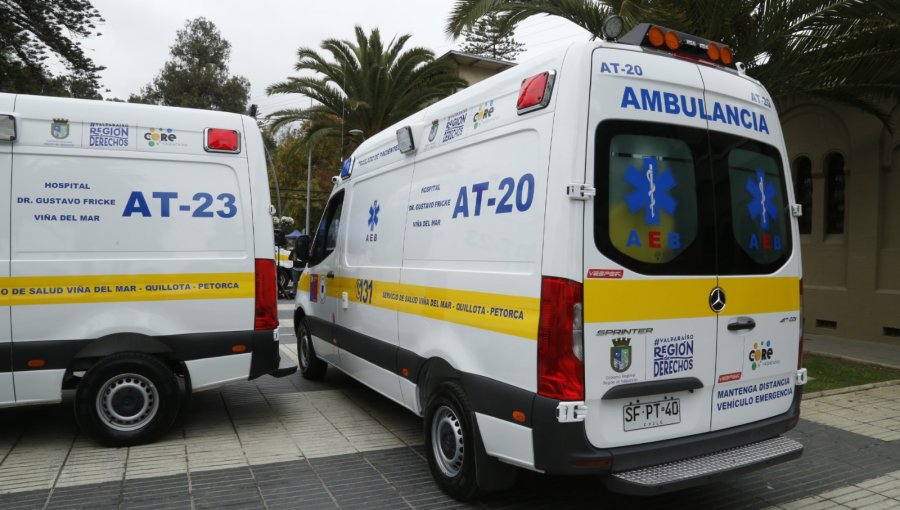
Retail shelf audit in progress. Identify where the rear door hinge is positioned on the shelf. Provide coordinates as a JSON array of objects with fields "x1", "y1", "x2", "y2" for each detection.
[{"x1": 567, "y1": 183, "x2": 596, "y2": 200}]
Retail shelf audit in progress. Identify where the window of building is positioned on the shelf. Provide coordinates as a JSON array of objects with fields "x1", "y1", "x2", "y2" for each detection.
[
  {"x1": 825, "y1": 153, "x2": 845, "y2": 234},
  {"x1": 793, "y1": 156, "x2": 812, "y2": 234}
]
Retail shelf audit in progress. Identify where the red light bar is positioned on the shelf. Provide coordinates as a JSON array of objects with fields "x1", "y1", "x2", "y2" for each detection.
[{"x1": 205, "y1": 128, "x2": 241, "y2": 153}]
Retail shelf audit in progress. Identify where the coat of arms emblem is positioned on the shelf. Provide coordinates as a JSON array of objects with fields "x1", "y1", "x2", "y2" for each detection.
[
  {"x1": 51, "y1": 118, "x2": 70, "y2": 139},
  {"x1": 610, "y1": 337, "x2": 632, "y2": 373}
]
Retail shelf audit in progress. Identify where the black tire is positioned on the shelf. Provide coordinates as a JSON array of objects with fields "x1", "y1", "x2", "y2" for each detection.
[
  {"x1": 74, "y1": 353, "x2": 180, "y2": 447},
  {"x1": 296, "y1": 316, "x2": 327, "y2": 380},
  {"x1": 424, "y1": 382, "x2": 482, "y2": 501}
]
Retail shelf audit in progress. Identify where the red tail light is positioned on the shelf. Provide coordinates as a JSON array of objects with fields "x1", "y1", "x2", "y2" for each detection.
[
  {"x1": 798, "y1": 278, "x2": 804, "y2": 369},
  {"x1": 255, "y1": 259, "x2": 279, "y2": 330},
  {"x1": 538, "y1": 276, "x2": 585, "y2": 401}
]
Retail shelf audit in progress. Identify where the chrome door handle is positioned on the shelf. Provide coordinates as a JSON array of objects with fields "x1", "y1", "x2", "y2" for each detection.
[{"x1": 727, "y1": 317, "x2": 756, "y2": 332}]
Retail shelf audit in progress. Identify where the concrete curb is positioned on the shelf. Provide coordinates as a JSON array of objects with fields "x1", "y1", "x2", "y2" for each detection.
[{"x1": 802, "y1": 378, "x2": 900, "y2": 400}]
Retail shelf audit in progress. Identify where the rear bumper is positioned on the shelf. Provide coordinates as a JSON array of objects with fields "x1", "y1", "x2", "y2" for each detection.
[
  {"x1": 249, "y1": 330, "x2": 297, "y2": 379},
  {"x1": 531, "y1": 386, "x2": 803, "y2": 491}
]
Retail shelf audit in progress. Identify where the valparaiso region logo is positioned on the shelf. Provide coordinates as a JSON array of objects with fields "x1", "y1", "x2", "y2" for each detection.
[
  {"x1": 748, "y1": 340, "x2": 774, "y2": 370},
  {"x1": 368, "y1": 200, "x2": 380, "y2": 231},
  {"x1": 625, "y1": 156, "x2": 677, "y2": 225},
  {"x1": 747, "y1": 170, "x2": 778, "y2": 230},
  {"x1": 610, "y1": 337, "x2": 633, "y2": 373},
  {"x1": 51, "y1": 119, "x2": 70, "y2": 139}
]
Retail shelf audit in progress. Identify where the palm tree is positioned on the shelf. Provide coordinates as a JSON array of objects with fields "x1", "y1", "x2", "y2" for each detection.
[
  {"x1": 266, "y1": 26, "x2": 466, "y2": 146},
  {"x1": 446, "y1": 0, "x2": 900, "y2": 126}
]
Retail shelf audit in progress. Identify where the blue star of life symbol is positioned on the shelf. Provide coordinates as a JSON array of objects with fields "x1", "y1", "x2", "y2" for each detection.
[
  {"x1": 624, "y1": 156, "x2": 677, "y2": 226},
  {"x1": 368, "y1": 200, "x2": 380, "y2": 231},
  {"x1": 746, "y1": 169, "x2": 777, "y2": 230}
]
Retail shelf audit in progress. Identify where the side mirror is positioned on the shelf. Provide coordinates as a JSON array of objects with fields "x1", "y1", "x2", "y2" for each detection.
[
  {"x1": 274, "y1": 228, "x2": 287, "y2": 247},
  {"x1": 0, "y1": 115, "x2": 15, "y2": 141},
  {"x1": 294, "y1": 235, "x2": 312, "y2": 264}
]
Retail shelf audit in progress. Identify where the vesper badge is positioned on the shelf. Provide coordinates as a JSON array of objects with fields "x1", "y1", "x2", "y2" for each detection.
[{"x1": 610, "y1": 337, "x2": 632, "y2": 372}]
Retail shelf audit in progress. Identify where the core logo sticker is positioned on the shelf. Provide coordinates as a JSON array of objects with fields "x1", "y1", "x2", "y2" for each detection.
[
  {"x1": 610, "y1": 337, "x2": 633, "y2": 373},
  {"x1": 143, "y1": 127, "x2": 182, "y2": 148},
  {"x1": 51, "y1": 119, "x2": 70, "y2": 139},
  {"x1": 748, "y1": 340, "x2": 778, "y2": 370},
  {"x1": 746, "y1": 170, "x2": 782, "y2": 251},
  {"x1": 471, "y1": 99, "x2": 496, "y2": 130},
  {"x1": 624, "y1": 156, "x2": 681, "y2": 250},
  {"x1": 365, "y1": 199, "x2": 380, "y2": 242}
]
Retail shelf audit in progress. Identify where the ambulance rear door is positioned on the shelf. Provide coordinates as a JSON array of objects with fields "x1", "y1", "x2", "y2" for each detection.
[
  {"x1": 583, "y1": 48, "x2": 719, "y2": 448},
  {"x1": 699, "y1": 67, "x2": 801, "y2": 431}
]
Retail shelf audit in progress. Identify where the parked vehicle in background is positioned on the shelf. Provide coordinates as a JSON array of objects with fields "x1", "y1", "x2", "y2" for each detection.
[{"x1": 0, "y1": 94, "x2": 295, "y2": 446}]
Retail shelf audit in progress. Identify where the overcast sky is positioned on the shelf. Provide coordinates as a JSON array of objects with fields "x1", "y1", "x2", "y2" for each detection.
[{"x1": 85, "y1": 0, "x2": 590, "y2": 116}]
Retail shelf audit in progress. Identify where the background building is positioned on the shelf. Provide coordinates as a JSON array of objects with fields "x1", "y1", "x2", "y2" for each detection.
[{"x1": 782, "y1": 99, "x2": 900, "y2": 344}]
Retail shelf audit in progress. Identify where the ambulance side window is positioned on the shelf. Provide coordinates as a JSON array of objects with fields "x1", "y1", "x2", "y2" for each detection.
[{"x1": 310, "y1": 191, "x2": 345, "y2": 266}]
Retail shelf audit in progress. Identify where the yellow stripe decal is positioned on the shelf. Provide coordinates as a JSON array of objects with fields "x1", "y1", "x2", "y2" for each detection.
[
  {"x1": 584, "y1": 277, "x2": 799, "y2": 323},
  {"x1": 0, "y1": 273, "x2": 255, "y2": 306},
  {"x1": 301, "y1": 275, "x2": 540, "y2": 340},
  {"x1": 719, "y1": 277, "x2": 800, "y2": 316}
]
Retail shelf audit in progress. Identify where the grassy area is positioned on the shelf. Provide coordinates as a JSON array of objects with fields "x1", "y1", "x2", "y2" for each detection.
[{"x1": 803, "y1": 353, "x2": 900, "y2": 393}]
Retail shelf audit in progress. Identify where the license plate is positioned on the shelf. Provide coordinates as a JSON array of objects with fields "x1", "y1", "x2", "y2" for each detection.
[{"x1": 623, "y1": 398, "x2": 681, "y2": 431}]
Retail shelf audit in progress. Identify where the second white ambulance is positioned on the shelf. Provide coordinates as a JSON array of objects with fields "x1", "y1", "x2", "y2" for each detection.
[{"x1": 293, "y1": 21, "x2": 807, "y2": 499}]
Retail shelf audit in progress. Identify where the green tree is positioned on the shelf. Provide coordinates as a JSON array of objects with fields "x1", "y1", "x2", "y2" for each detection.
[
  {"x1": 0, "y1": 0, "x2": 104, "y2": 98},
  {"x1": 266, "y1": 26, "x2": 466, "y2": 149},
  {"x1": 447, "y1": 0, "x2": 900, "y2": 125},
  {"x1": 130, "y1": 17, "x2": 250, "y2": 113},
  {"x1": 459, "y1": 11, "x2": 524, "y2": 61},
  {"x1": 269, "y1": 128, "x2": 341, "y2": 232}
]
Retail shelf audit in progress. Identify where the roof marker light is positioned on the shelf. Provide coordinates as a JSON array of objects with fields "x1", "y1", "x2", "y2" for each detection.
[
  {"x1": 647, "y1": 26, "x2": 665, "y2": 47},
  {"x1": 517, "y1": 70, "x2": 556, "y2": 115},
  {"x1": 205, "y1": 128, "x2": 240, "y2": 153},
  {"x1": 707, "y1": 42, "x2": 721, "y2": 62},
  {"x1": 665, "y1": 30, "x2": 680, "y2": 51},
  {"x1": 721, "y1": 46, "x2": 734, "y2": 65}
]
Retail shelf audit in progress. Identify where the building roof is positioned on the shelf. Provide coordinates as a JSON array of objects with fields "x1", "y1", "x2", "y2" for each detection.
[{"x1": 437, "y1": 51, "x2": 517, "y2": 73}]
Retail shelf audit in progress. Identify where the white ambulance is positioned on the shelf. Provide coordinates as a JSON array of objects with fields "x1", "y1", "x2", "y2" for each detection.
[
  {"x1": 0, "y1": 93, "x2": 294, "y2": 445},
  {"x1": 293, "y1": 22, "x2": 807, "y2": 499}
]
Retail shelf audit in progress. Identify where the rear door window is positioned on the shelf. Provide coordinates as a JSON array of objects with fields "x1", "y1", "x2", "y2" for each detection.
[
  {"x1": 595, "y1": 120, "x2": 716, "y2": 275},
  {"x1": 713, "y1": 135, "x2": 792, "y2": 274}
]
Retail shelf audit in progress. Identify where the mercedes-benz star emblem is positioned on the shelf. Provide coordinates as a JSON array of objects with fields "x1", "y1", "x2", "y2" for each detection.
[{"x1": 709, "y1": 287, "x2": 726, "y2": 313}]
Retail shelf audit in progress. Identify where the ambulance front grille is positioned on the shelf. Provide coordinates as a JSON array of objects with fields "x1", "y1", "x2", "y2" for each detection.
[{"x1": 608, "y1": 436, "x2": 802, "y2": 494}]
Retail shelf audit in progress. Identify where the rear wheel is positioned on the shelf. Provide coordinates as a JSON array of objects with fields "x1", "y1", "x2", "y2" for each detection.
[
  {"x1": 296, "y1": 317, "x2": 327, "y2": 380},
  {"x1": 425, "y1": 382, "x2": 481, "y2": 500},
  {"x1": 74, "y1": 353, "x2": 180, "y2": 446}
]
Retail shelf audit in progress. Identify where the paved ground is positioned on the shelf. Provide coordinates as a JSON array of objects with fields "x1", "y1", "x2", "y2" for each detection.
[{"x1": 1, "y1": 303, "x2": 899, "y2": 509}]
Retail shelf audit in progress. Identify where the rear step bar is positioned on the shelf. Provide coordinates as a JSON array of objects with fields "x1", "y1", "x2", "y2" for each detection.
[{"x1": 604, "y1": 436, "x2": 803, "y2": 495}]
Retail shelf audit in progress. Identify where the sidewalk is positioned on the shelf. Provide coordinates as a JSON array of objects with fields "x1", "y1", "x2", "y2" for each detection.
[{"x1": 804, "y1": 333, "x2": 900, "y2": 369}]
